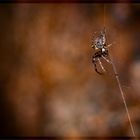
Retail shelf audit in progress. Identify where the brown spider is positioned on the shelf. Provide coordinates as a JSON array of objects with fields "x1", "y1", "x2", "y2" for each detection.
[{"x1": 91, "y1": 28, "x2": 113, "y2": 75}]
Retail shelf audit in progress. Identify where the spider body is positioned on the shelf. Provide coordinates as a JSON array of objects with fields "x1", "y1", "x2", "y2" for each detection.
[
  {"x1": 94, "y1": 30, "x2": 106, "y2": 49},
  {"x1": 91, "y1": 29, "x2": 112, "y2": 75}
]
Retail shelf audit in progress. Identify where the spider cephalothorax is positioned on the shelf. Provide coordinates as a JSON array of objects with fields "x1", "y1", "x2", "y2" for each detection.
[{"x1": 91, "y1": 29, "x2": 112, "y2": 75}]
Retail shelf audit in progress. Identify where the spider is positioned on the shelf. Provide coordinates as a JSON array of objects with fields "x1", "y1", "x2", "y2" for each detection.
[{"x1": 91, "y1": 28, "x2": 113, "y2": 75}]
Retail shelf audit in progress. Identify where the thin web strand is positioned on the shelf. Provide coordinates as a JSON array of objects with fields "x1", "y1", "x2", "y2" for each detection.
[
  {"x1": 103, "y1": 4, "x2": 106, "y2": 29},
  {"x1": 108, "y1": 52, "x2": 136, "y2": 137},
  {"x1": 103, "y1": 4, "x2": 136, "y2": 137}
]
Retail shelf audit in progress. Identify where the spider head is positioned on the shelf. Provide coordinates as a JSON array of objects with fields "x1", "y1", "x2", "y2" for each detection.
[
  {"x1": 102, "y1": 47, "x2": 106, "y2": 52},
  {"x1": 101, "y1": 47, "x2": 108, "y2": 55}
]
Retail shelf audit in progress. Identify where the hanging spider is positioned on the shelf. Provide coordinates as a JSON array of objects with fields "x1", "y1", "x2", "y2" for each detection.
[{"x1": 91, "y1": 28, "x2": 113, "y2": 75}]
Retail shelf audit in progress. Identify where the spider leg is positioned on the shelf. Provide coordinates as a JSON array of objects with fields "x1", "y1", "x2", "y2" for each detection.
[
  {"x1": 98, "y1": 58, "x2": 106, "y2": 72},
  {"x1": 92, "y1": 56, "x2": 103, "y2": 75},
  {"x1": 102, "y1": 55, "x2": 112, "y2": 64},
  {"x1": 106, "y1": 41, "x2": 116, "y2": 48},
  {"x1": 107, "y1": 43, "x2": 113, "y2": 48}
]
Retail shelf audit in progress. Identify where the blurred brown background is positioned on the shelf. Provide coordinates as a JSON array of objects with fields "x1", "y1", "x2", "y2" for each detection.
[{"x1": 0, "y1": 3, "x2": 140, "y2": 137}]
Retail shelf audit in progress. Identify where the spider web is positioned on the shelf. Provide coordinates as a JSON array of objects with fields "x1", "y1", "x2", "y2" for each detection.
[{"x1": 103, "y1": 4, "x2": 137, "y2": 138}]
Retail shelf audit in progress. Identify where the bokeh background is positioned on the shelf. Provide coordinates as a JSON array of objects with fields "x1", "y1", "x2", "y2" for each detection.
[{"x1": 0, "y1": 3, "x2": 140, "y2": 137}]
